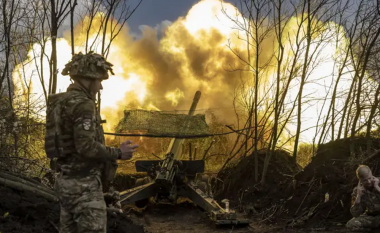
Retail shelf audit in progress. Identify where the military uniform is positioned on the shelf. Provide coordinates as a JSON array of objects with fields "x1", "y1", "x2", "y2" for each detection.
[
  {"x1": 346, "y1": 184, "x2": 380, "y2": 232},
  {"x1": 50, "y1": 52, "x2": 120, "y2": 233}
]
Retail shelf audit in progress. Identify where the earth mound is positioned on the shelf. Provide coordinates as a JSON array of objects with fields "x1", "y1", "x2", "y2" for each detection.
[
  {"x1": 215, "y1": 149, "x2": 299, "y2": 215},
  {"x1": 285, "y1": 137, "x2": 380, "y2": 227},
  {"x1": 216, "y1": 136, "x2": 380, "y2": 228}
]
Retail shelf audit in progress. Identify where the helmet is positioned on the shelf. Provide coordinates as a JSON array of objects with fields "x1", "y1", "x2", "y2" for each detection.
[{"x1": 61, "y1": 51, "x2": 114, "y2": 80}]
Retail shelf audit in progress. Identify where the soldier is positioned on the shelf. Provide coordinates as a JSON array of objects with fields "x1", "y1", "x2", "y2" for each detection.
[
  {"x1": 346, "y1": 165, "x2": 380, "y2": 232},
  {"x1": 46, "y1": 52, "x2": 138, "y2": 233}
]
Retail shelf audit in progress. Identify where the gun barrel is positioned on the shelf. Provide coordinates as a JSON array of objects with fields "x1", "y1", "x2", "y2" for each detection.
[
  {"x1": 188, "y1": 91, "x2": 201, "y2": 115},
  {"x1": 167, "y1": 91, "x2": 202, "y2": 159}
]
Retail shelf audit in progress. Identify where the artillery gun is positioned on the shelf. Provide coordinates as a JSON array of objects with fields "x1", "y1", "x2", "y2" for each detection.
[{"x1": 119, "y1": 91, "x2": 249, "y2": 226}]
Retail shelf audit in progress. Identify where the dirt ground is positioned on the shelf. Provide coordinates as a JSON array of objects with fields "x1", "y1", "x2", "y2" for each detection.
[
  {"x1": 3, "y1": 136, "x2": 380, "y2": 233},
  {"x1": 0, "y1": 183, "x2": 351, "y2": 233},
  {"x1": 127, "y1": 202, "x2": 348, "y2": 233}
]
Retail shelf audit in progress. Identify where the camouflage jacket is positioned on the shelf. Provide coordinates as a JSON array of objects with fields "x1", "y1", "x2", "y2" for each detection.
[
  {"x1": 56, "y1": 82, "x2": 120, "y2": 177},
  {"x1": 351, "y1": 182, "x2": 380, "y2": 217}
]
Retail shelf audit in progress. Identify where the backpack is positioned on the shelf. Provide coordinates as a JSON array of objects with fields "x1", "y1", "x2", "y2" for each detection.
[
  {"x1": 45, "y1": 91, "x2": 117, "y2": 184},
  {"x1": 44, "y1": 92, "x2": 73, "y2": 159}
]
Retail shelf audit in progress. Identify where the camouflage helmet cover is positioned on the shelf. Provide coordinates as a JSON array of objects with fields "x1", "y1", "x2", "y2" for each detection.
[{"x1": 61, "y1": 51, "x2": 114, "y2": 80}]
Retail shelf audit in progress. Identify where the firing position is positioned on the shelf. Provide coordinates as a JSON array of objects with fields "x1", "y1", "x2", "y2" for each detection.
[
  {"x1": 346, "y1": 165, "x2": 380, "y2": 232},
  {"x1": 45, "y1": 52, "x2": 138, "y2": 233}
]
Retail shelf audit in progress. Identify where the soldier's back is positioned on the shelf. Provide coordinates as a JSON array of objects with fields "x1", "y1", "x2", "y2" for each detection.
[{"x1": 56, "y1": 86, "x2": 103, "y2": 177}]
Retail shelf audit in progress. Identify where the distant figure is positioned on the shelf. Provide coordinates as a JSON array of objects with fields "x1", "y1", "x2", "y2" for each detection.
[
  {"x1": 346, "y1": 165, "x2": 380, "y2": 232},
  {"x1": 45, "y1": 52, "x2": 138, "y2": 232}
]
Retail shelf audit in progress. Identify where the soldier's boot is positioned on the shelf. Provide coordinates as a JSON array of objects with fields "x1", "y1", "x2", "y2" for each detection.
[{"x1": 104, "y1": 188, "x2": 122, "y2": 211}]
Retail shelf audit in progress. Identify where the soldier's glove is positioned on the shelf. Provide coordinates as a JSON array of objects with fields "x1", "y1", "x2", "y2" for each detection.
[
  {"x1": 104, "y1": 190, "x2": 122, "y2": 209},
  {"x1": 119, "y1": 140, "x2": 138, "y2": 160}
]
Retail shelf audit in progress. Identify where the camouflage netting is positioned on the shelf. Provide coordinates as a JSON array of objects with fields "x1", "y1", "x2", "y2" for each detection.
[
  {"x1": 115, "y1": 110, "x2": 209, "y2": 137},
  {"x1": 61, "y1": 51, "x2": 114, "y2": 80}
]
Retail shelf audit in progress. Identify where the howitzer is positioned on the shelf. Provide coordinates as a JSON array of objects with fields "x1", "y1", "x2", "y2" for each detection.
[{"x1": 119, "y1": 91, "x2": 249, "y2": 226}]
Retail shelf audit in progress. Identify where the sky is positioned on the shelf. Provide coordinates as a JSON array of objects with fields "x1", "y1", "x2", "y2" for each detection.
[
  {"x1": 126, "y1": 0, "x2": 240, "y2": 36},
  {"x1": 124, "y1": 0, "x2": 354, "y2": 38}
]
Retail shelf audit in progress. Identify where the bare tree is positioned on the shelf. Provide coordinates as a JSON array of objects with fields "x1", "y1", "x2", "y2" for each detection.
[
  {"x1": 292, "y1": 0, "x2": 338, "y2": 163},
  {"x1": 42, "y1": 0, "x2": 71, "y2": 94},
  {"x1": 101, "y1": 0, "x2": 142, "y2": 57},
  {"x1": 315, "y1": 0, "x2": 352, "y2": 145},
  {"x1": 261, "y1": 0, "x2": 292, "y2": 184},
  {"x1": 222, "y1": 0, "x2": 274, "y2": 182},
  {"x1": 0, "y1": 0, "x2": 20, "y2": 107},
  {"x1": 350, "y1": 1, "x2": 380, "y2": 138},
  {"x1": 69, "y1": 0, "x2": 77, "y2": 55}
]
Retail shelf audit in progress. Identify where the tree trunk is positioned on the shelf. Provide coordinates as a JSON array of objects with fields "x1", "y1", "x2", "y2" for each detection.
[
  {"x1": 293, "y1": 1, "x2": 311, "y2": 164},
  {"x1": 50, "y1": 0, "x2": 58, "y2": 94},
  {"x1": 366, "y1": 84, "x2": 380, "y2": 151},
  {"x1": 70, "y1": 0, "x2": 77, "y2": 55},
  {"x1": 261, "y1": 0, "x2": 284, "y2": 184},
  {"x1": 350, "y1": 27, "x2": 380, "y2": 137}
]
